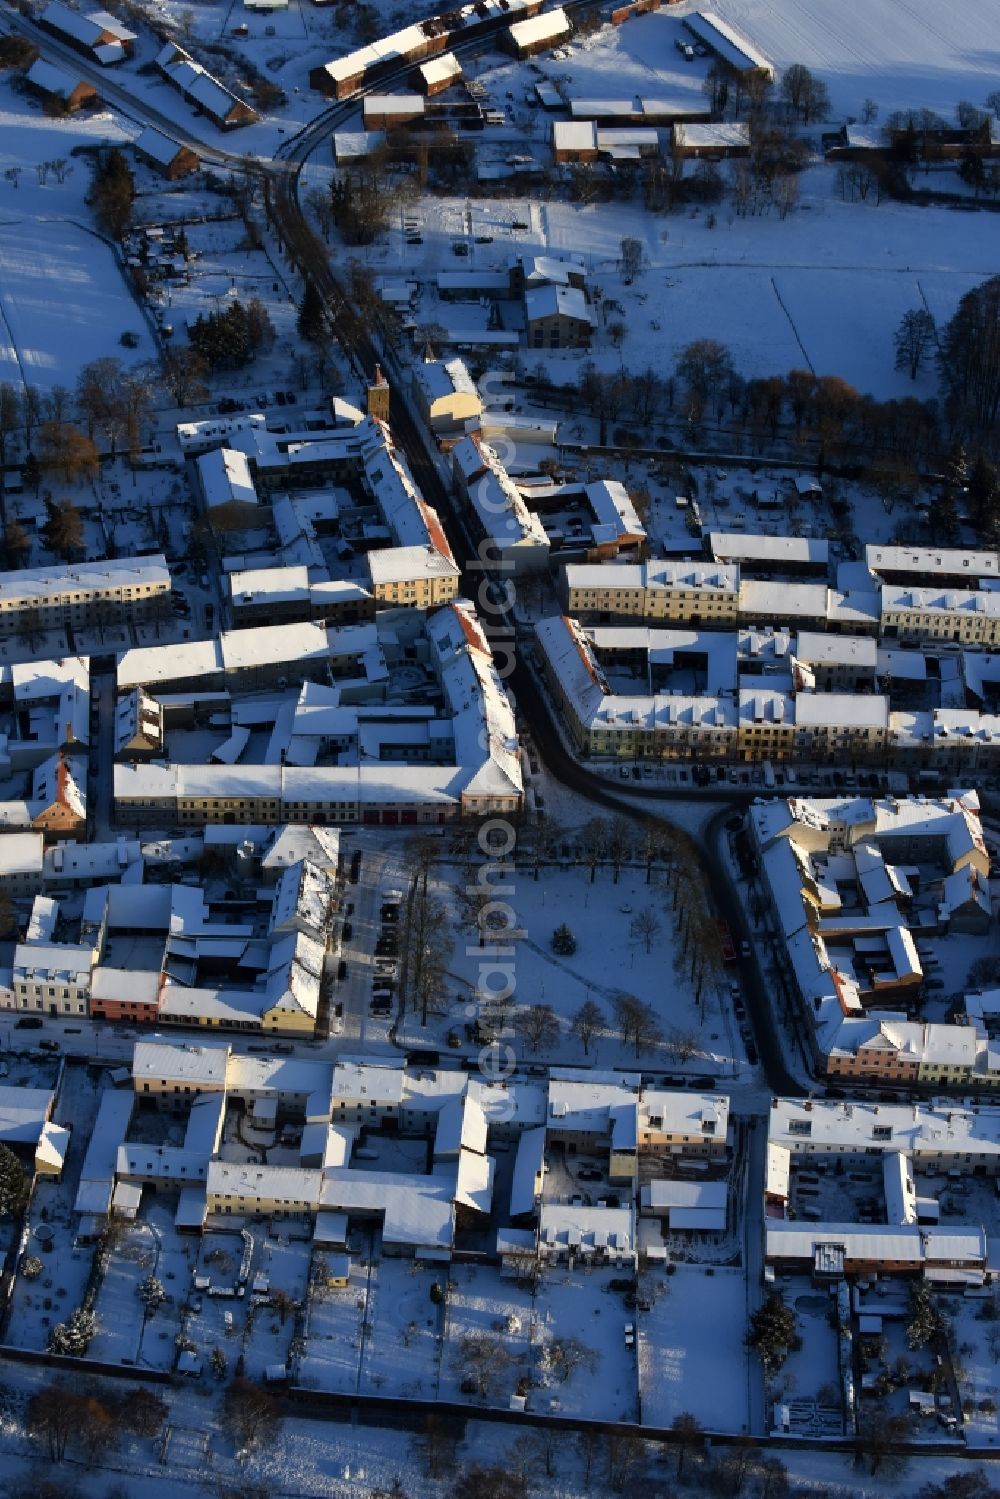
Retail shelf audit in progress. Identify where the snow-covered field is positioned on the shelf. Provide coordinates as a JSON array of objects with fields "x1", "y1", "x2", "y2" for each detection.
[
  {"x1": 0, "y1": 218, "x2": 157, "y2": 391},
  {"x1": 638, "y1": 1264, "x2": 749, "y2": 1431},
  {"x1": 710, "y1": 0, "x2": 1000, "y2": 119},
  {"x1": 388, "y1": 180, "x2": 998, "y2": 399},
  {"x1": 299, "y1": 1265, "x2": 367, "y2": 1393},
  {"x1": 533, "y1": 1265, "x2": 639, "y2": 1420},
  {"x1": 359, "y1": 1256, "x2": 444, "y2": 1399},
  {"x1": 438, "y1": 1261, "x2": 534, "y2": 1406},
  {"x1": 0, "y1": 83, "x2": 158, "y2": 392},
  {"x1": 439, "y1": 860, "x2": 744, "y2": 1075}
]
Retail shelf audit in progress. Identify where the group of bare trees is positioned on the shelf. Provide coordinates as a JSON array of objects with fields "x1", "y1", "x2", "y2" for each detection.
[
  {"x1": 399, "y1": 838, "x2": 454, "y2": 1026},
  {"x1": 409, "y1": 1405, "x2": 790, "y2": 1497},
  {"x1": 27, "y1": 1379, "x2": 167, "y2": 1463},
  {"x1": 509, "y1": 814, "x2": 718, "y2": 1061},
  {"x1": 0, "y1": 355, "x2": 158, "y2": 498}
]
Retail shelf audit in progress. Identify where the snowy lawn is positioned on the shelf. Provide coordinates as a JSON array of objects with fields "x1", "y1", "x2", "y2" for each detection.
[
  {"x1": 359, "y1": 1257, "x2": 444, "y2": 1399},
  {"x1": 6, "y1": 1220, "x2": 93, "y2": 1352},
  {"x1": 532, "y1": 1264, "x2": 639, "y2": 1421},
  {"x1": 943, "y1": 1290, "x2": 1000, "y2": 1450},
  {"x1": 297, "y1": 1260, "x2": 367, "y2": 1393},
  {"x1": 439, "y1": 1261, "x2": 534, "y2": 1407},
  {"x1": 638, "y1": 1264, "x2": 749, "y2": 1432},
  {"x1": 89, "y1": 1219, "x2": 163, "y2": 1366},
  {"x1": 439, "y1": 861, "x2": 741, "y2": 1074},
  {"x1": 0, "y1": 219, "x2": 156, "y2": 392},
  {"x1": 243, "y1": 1236, "x2": 312, "y2": 1380},
  {"x1": 773, "y1": 1283, "x2": 843, "y2": 1435}
]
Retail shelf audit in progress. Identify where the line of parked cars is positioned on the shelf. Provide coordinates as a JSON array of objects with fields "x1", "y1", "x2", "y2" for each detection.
[{"x1": 371, "y1": 889, "x2": 402, "y2": 1016}]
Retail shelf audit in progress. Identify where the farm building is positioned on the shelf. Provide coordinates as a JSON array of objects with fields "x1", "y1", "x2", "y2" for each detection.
[
  {"x1": 24, "y1": 58, "x2": 96, "y2": 112},
  {"x1": 508, "y1": 7, "x2": 570, "y2": 58},
  {"x1": 552, "y1": 120, "x2": 600, "y2": 163},
  {"x1": 672, "y1": 121, "x2": 750, "y2": 159},
  {"x1": 524, "y1": 283, "x2": 595, "y2": 349},
  {"x1": 683, "y1": 10, "x2": 773, "y2": 79},
  {"x1": 38, "y1": 1, "x2": 136, "y2": 62},
  {"x1": 362, "y1": 94, "x2": 426, "y2": 130},
  {"x1": 155, "y1": 41, "x2": 258, "y2": 129},
  {"x1": 416, "y1": 51, "x2": 462, "y2": 95},
  {"x1": 133, "y1": 126, "x2": 199, "y2": 179},
  {"x1": 553, "y1": 120, "x2": 661, "y2": 163}
]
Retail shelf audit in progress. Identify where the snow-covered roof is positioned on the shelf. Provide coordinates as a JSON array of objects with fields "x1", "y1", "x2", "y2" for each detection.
[
  {"x1": 524, "y1": 282, "x2": 594, "y2": 327},
  {"x1": 539, "y1": 1201, "x2": 635, "y2": 1255},
  {"x1": 418, "y1": 52, "x2": 461, "y2": 87},
  {"x1": 367, "y1": 545, "x2": 460, "y2": 585},
  {"x1": 134, "y1": 126, "x2": 193, "y2": 167},
  {"x1": 509, "y1": 7, "x2": 570, "y2": 49},
  {"x1": 866, "y1": 545, "x2": 999, "y2": 581},
  {"x1": 133, "y1": 1039, "x2": 230, "y2": 1088},
  {"x1": 26, "y1": 58, "x2": 88, "y2": 97},
  {"x1": 674, "y1": 121, "x2": 750, "y2": 150},
  {"x1": 765, "y1": 1220, "x2": 985, "y2": 1267},
  {"x1": 710, "y1": 532, "x2": 828, "y2": 567},
  {"x1": 0, "y1": 1085, "x2": 54, "y2": 1143},
  {"x1": 0, "y1": 554, "x2": 168, "y2": 605},
  {"x1": 510, "y1": 1125, "x2": 546, "y2": 1217},
  {"x1": 196, "y1": 447, "x2": 258, "y2": 508},
  {"x1": 684, "y1": 10, "x2": 772, "y2": 75},
  {"x1": 881, "y1": 584, "x2": 1000, "y2": 619},
  {"x1": 434, "y1": 1095, "x2": 488, "y2": 1158},
  {"x1": 0, "y1": 832, "x2": 44, "y2": 876},
  {"x1": 41, "y1": 1, "x2": 135, "y2": 48}
]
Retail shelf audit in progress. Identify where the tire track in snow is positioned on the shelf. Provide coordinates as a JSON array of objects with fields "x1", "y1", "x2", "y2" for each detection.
[
  {"x1": 768, "y1": 275, "x2": 815, "y2": 373},
  {"x1": 0, "y1": 225, "x2": 29, "y2": 397}
]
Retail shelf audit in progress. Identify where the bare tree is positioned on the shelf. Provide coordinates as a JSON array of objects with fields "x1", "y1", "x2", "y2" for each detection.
[
  {"x1": 665, "y1": 1027, "x2": 699, "y2": 1062},
  {"x1": 517, "y1": 1002, "x2": 560, "y2": 1053},
  {"x1": 619, "y1": 236, "x2": 644, "y2": 281},
  {"x1": 894, "y1": 308, "x2": 936, "y2": 380},
  {"x1": 630, "y1": 906, "x2": 662, "y2": 954},
  {"x1": 26, "y1": 1383, "x2": 80, "y2": 1461},
  {"x1": 38, "y1": 422, "x2": 99, "y2": 482},
  {"x1": 419, "y1": 1412, "x2": 462, "y2": 1480},
  {"x1": 613, "y1": 992, "x2": 662, "y2": 1055},
  {"x1": 571, "y1": 997, "x2": 604, "y2": 1055},
  {"x1": 671, "y1": 1411, "x2": 705, "y2": 1477},
  {"x1": 220, "y1": 1379, "x2": 280, "y2": 1451},
  {"x1": 399, "y1": 842, "x2": 453, "y2": 1025},
  {"x1": 162, "y1": 347, "x2": 209, "y2": 408},
  {"x1": 116, "y1": 1387, "x2": 168, "y2": 1438},
  {"x1": 579, "y1": 817, "x2": 608, "y2": 883},
  {"x1": 450, "y1": 1467, "x2": 527, "y2": 1499},
  {"x1": 454, "y1": 1332, "x2": 513, "y2": 1399},
  {"x1": 0, "y1": 382, "x2": 20, "y2": 465},
  {"x1": 607, "y1": 816, "x2": 632, "y2": 883}
]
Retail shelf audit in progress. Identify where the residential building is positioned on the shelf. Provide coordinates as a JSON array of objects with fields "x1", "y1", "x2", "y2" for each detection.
[
  {"x1": 563, "y1": 560, "x2": 740, "y2": 623},
  {"x1": 0, "y1": 555, "x2": 170, "y2": 637}
]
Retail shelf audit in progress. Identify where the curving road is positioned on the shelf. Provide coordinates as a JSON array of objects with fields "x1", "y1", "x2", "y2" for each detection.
[{"x1": 2, "y1": 1, "x2": 807, "y2": 1094}]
